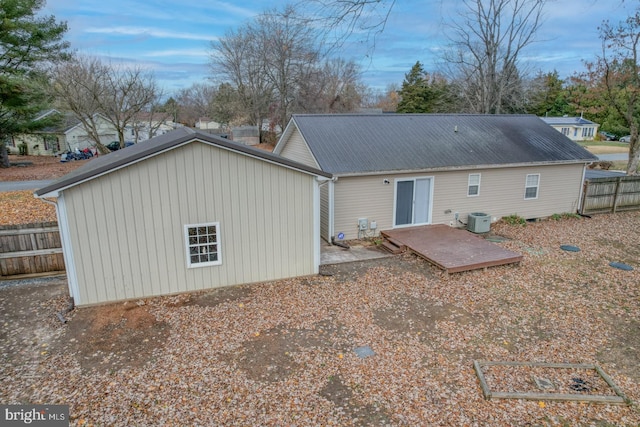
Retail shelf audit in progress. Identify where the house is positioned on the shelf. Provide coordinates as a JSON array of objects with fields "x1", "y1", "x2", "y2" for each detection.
[
  {"x1": 35, "y1": 128, "x2": 331, "y2": 306},
  {"x1": 8, "y1": 110, "x2": 68, "y2": 156},
  {"x1": 128, "y1": 112, "x2": 182, "y2": 143},
  {"x1": 63, "y1": 113, "x2": 119, "y2": 151},
  {"x1": 9, "y1": 110, "x2": 183, "y2": 156},
  {"x1": 195, "y1": 118, "x2": 221, "y2": 130},
  {"x1": 274, "y1": 114, "x2": 598, "y2": 242},
  {"x1": 539, "y1": 116, "x2": 599, "y2": 141}
]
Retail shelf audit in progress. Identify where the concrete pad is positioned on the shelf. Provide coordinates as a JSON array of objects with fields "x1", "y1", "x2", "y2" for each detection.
[{"x1": 320, "y1": 243, "x2": 391, "y2": 265}]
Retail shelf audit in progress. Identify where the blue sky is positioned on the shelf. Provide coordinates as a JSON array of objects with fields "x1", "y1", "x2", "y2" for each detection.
[{"x1": 42, "y1": 0, "x2": 635, "y2": 96}]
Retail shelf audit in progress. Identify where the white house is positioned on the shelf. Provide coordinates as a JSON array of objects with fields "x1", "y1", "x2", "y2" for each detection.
[{"x1": 539, "y1": 116, "x2": 600, "y2": 141}]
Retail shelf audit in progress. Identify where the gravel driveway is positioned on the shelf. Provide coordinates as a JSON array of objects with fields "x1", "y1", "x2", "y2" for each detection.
[{"x1": 1, "y1": 213, "x2": 639, "y2": 426}]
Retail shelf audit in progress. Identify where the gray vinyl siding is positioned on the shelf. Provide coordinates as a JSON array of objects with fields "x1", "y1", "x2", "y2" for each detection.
[
  {"x1": 332, "y1": 164, "x2": 585, "y2": 240},
  {"x1": 278, "y1": 128, "x2": 320, "y2": 169},
  {"x1": 62, "y1": 141, "x2": 316, "y2": 306}
]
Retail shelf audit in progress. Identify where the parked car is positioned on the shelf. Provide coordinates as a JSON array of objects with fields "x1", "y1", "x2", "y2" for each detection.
[
  {"x1": 106, "y1": 141, "x2": 120, "y2": 151},
  {"x1": 106, "y1": 141, "x2": 135, "y2": 151},
  {"x1": 599, "y1": 131, "x2": 617, "y2": 141},
  {"x1": 619, "y1": 135, "x2": 631, "y2": 143}
]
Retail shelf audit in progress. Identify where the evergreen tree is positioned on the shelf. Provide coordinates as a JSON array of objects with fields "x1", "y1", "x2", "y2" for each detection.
[
  {"x1": 528, "y1": 70, "x2": 572, "y2": 117},
  {"x1": 396, "y1": 61, "x2": 455, "y2": 113},
  {"x1": 397, "y1": 61, "x2": 436, "y2": 113},
  {"x1": 0, "y1": 0, "x2": 69, "y2": 167}
]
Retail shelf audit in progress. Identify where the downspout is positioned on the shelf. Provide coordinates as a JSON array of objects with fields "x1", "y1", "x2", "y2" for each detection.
[
  {"x1": 38, "y1": 194, "x2": 79, "y2": 307},
  {"x1": 39, "y1": 196, "x2": 76, "y2": 320},
  {"x1": 577, "y1": 162, "x2": 592, "y2": 215},
  {"x1": 316, "y1": 176, "x2": 338, "y2": 245}
]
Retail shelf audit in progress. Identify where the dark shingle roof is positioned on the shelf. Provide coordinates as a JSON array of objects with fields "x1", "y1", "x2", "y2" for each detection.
[
  {"x1": 35, "y1": 128, "x2": 331, "y2": 197},
  {"x1": 290, "y1": 114, "x2": 598, "y2": 174}
]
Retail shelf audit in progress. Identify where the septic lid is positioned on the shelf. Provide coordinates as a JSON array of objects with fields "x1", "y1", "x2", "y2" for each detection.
[{"x1": 609, "y1": 262, "x2": 634, "y2": 271}]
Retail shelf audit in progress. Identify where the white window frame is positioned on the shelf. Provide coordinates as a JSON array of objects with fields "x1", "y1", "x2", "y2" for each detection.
[
  {"x1": 184, "y1": 222, "x2": 221, "y2": 268},
  {"x1": 524, "y1": 174, "x2": 540, "y2": 200},
  {"x1": 467, "y1": 173, "x2": 481, "y2": 197}
]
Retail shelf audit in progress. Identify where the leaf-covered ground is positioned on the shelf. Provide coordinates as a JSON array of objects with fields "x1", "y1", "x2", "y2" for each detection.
[
  {"x1": 1, "y1": 212, "x2": 639, "y2": 426},
  {"x1": 0, "y1": 191, "x2": 57, "y2": 225},
  {"x1": 1, "y1": 155, "x2": 89, "y2": 182},
  {"x1": 0, "y1": 155, "x2": 90, "y2": 225}
]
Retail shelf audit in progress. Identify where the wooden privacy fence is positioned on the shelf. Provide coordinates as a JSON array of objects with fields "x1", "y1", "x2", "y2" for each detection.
[
  {"x1": 581, "y1": 176, "x2": 640, "y2": 215},
  {"x1": 0, "y1": 222, "x2": 65, "y2": 277}
]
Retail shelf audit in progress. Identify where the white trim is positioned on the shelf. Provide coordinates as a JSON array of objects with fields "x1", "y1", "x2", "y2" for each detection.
[
  {"x1": 328, "y1": 179, "x2": 335, "y2": 242},
  {"x1": 56, "y1": 193, "x2": 81, "y2": 304},
  {"x1": 329, "y1": 160, "x2": 592, "y2": 178},
  {"x1": 313, "y1": 180, "x2": 321, "y2": 273},
  {"x1": 578, "y1": 165, "x2": 587, "y2": 212},
  {"x1": 392, "y1": 176, "x2": 434, "y2": 228},
  {"x1": 524, "y1": 173, "x2": 541, "y2": 200},
  {"x1": 184, "y1": 222, "x2": 222, "y2": 268},
  {"x1": 468, "y1": 173, "x2": 481, "y2": 197}
]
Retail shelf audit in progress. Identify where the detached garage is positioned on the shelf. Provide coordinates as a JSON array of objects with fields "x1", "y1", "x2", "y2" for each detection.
[{"x1": 35, "y1": 128, "x2": 331, "y2": 306}]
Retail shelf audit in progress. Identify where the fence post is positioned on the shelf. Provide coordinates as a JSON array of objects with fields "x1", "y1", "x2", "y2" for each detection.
[{"x1": 612, "y1": 176, "x2": 623, "y2": 213}]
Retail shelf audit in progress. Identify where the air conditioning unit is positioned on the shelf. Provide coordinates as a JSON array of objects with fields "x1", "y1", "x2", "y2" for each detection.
[{"x1": 467, "y1": 212, "x2": 491, "y2": 233}]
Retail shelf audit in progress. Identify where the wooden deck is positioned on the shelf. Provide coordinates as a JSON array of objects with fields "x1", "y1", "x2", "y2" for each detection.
[{"x1": 381, "y1": 225, "x2": 522, "y2": 274}]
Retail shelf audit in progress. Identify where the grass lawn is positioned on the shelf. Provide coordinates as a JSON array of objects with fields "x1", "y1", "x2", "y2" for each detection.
[{"x1": 579, "y1": 142, "x2": 630, "y2": 154}]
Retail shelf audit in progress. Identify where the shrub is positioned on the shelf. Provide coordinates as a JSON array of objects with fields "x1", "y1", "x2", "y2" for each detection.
[
  {"x1": 502, "y1": 214, "x2": 526, "y2": 226},
  {"x1": 551, "y1": 212, "x2": 580, "y2": 221},
  {"x1": 18, "y1": 143, "x2": 28, "y2": 156}
]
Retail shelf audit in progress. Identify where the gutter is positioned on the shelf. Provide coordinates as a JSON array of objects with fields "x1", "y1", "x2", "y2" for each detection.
[{"x1": 329, "y1": 160, "x2": 597, "y2": 178}]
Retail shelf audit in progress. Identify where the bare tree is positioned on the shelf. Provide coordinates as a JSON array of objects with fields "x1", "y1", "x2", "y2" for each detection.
[
  {"x1": 442, "y1": 0, "x2": 547, "y2": 114},
  {"x1": 211, "y1": 25, "x2": 273, "y2": 130},
  {"x1": 256, "y1": 6, "x2": 320, "y2": 131},
  {"x1": 296, "y1": 58, "x2": 362, "y2": 114},
  {"x1": 175, "y1": 82, "x2": 218, "y2": 126},
  {"x1": 210, "y1": 6, "x2": 366, "y2": 132},
  {"x1": 52, "y1": 55, "x2": 159, "y2": 152},
  {"x1": 295, "y1": 0, "x2": 396, "y2": 54}
]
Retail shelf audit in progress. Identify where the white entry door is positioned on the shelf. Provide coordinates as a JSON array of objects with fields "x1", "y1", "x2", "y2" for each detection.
[{"x1": 394, "y1": 177, "x2": 433, "y2": 226}]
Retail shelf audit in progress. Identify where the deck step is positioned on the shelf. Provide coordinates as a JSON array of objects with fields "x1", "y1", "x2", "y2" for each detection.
[{"x1": 381, "y1": 238, "x2": 406, "y2": 254}]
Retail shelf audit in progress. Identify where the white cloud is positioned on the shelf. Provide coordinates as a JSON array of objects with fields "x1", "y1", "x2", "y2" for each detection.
[
  {"x1": 85, "y1": 26, "x2": 212, "y2": 41},
  {"x1": 143, "y1": 49, "x2": 210, "y2": 58}
]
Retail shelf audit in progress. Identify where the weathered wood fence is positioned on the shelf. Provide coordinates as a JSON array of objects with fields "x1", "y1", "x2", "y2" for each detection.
[
  {"x1": 0, "y1": 222, "x2": 65, "y2": 277},
  {"x1": 581, "y1": 176, "x2": 640, "y2": 215}
]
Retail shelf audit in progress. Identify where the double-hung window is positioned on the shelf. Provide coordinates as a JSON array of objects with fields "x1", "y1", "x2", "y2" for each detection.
[
  {"x1": 185, "y1": 222, "x2": 221, "y2": 267},
  {"x1": 524, "y1": 174, "x2": 540, "y2": 200},
  {"x1": 468, "y1": 173, "x2": 481, "y2": 196}
]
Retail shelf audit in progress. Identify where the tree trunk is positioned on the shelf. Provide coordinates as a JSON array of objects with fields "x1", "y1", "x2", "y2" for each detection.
[
  {"x1": 627, "y1": 140, "x2": 640, "y2": 175},
  {"x1": 0, "y1": 143, "x2": 10, "y2": 168}
]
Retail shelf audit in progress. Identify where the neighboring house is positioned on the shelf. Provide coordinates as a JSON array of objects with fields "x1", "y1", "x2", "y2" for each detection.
[
  {"x1": 539, "y1": 116, "x2": 599, "y2": 141},
  {"x1": 9, "y1": 110, "x2": 181, "y2": 155},
  {"x1": 64, "y1": 113, "x2": 118, "y2": 151},
  {"x1": 128, "y1": 112, "x2": 182, "y2": 143},
  {"x1": 195, "y1": 118, "x2": 221, "y2": 130},
  {"x1": 35, "y1": 128, "x2": 330, "y2": 306},
  {"x1": 274, "y1": 114, "x2": 598, "y2": 242},
  {"x1": 8, "y1": 110, "x2": 67, "y2": 156}
]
